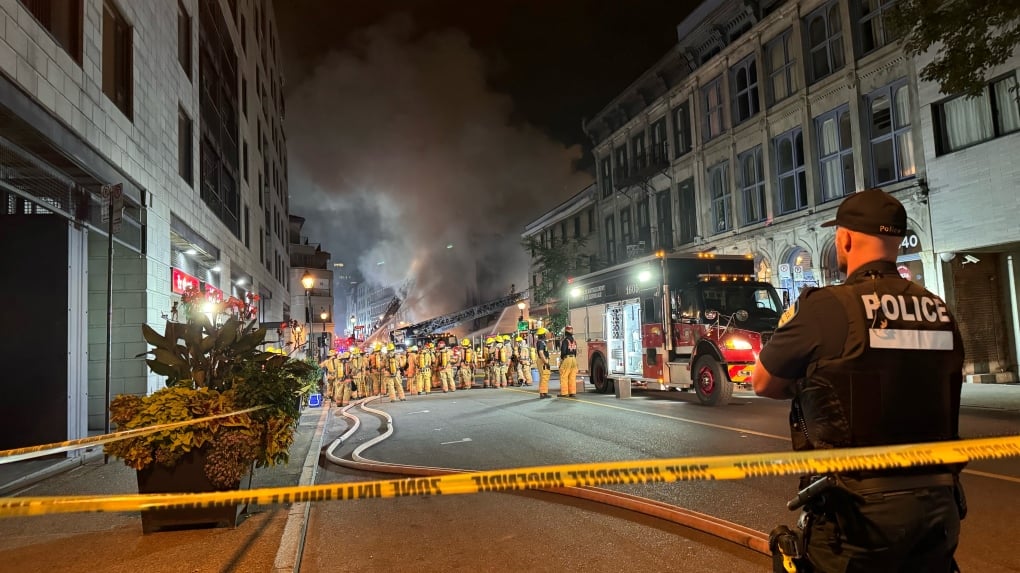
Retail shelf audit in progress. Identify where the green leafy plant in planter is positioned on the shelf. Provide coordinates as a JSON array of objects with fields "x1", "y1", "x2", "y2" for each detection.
[{"x1": 107, "y1": 297, "x2": 314, "y2": 530}]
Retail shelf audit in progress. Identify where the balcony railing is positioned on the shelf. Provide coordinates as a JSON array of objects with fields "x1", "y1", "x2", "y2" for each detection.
[{"x1": 615, "y1": 142, "x2": 670, "y2": 190}]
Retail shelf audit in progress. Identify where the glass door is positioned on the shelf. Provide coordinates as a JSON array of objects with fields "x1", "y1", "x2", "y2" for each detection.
[{"x1": 606, "y1": 303, "x2": 625, "y2": 374}]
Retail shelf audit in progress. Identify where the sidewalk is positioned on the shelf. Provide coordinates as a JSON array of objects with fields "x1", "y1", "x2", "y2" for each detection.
[
  {"x1": 960, "y1": 382, "x2": 1020, "y2": 412},
  {"x1": 0, "y1": 405, "x2": 329, "y2": 573}
]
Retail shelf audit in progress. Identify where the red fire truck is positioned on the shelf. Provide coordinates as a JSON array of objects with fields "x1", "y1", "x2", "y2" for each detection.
[{"x1": 567, "y1": 251, "x2": 783, "y2": 405}]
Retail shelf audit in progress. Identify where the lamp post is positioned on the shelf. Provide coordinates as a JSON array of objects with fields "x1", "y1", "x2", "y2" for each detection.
[
  {"x1": 301, "y1": 271, "x2": 315, "y2": 359},
  {"x1": 349, "y1": 314, "x2": 356, "y2": 338},
  {"x1": 517, "y1": 301, "x2": 526, "y2": 322},
  {"x1": 320, "y1": 309, "x2": 329, "y2": 361}
]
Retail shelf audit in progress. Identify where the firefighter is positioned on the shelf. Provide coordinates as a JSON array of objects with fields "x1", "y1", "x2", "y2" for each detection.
[
  {"x1": 416, "y1": 342, "x2": 432, "y2": 395},
  {"x1": 753, "y1": 189, "x2": 965, "y2": 572},
  {"x1": 535, "y1": 327, "x2": 552, "y2": 398},
  {"x1": 337, "y1": 351, "x2": 353, "y2": 406},
  {"x1": 349, "y1": 347, "x2": 366, "y2": 399},
  {"x1": 383, "y1": 343, "x2": 406, "y2": 402},
  {"x1": 559, "y1": 326, "x2": 578, "y2": 397},
  {"x1": 494, "y1": 335, "x2": 510, "y2": 388},
  {"x1": 482, "y1": 337, "x2": 495, "y2": 387},
  {"x1": 404, "y1": 345, "x2": 419, "y2": 394},
  {"x1": 437, "y1": 339, "x2": 456, "y2": 393},
  {"x1": 368, "y1": 343, "x2": 383, "y2": 396},
  {"x1": 514, "y1": 335, "x2": 533, "y2": 386},
  {"x1": 458, "y1": 338, "x2": 475, "y2": 389},
  {"x1": 319, "y1": 349, "x2": 341, "y2": 402}
]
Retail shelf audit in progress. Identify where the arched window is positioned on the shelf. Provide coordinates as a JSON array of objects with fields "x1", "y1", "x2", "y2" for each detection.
[
  {"x1": 822, "y1": 239, "x2": 845, "y2": 285},
  {"x1": 754, "y1": 255, "x2": 772, "y2": 283},
  {"x1": 777, "y1": 246, "x2": 817, "y2": 304}
]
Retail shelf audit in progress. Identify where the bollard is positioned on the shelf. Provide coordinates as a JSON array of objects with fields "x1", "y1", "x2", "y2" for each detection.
[{"x1": 614, "y1": 378, "x2": 631, "y2": 399}]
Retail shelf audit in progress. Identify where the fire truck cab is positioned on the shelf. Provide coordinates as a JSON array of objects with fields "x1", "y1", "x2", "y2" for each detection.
[{"x1": 568, "y1": 252, "x2": 782, "y2": 406}]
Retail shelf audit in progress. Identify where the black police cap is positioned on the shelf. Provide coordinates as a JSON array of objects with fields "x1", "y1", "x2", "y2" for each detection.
[{"x1": 820, "y1": 188, "x2": 907, "y2": 237}]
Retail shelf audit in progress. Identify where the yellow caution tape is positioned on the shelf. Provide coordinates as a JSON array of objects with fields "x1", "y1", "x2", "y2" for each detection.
[
  {"x1": 0, "y1": 406, "x2": 266, "y2": 465},
  {"x1": 1, "y1": 435, "x2": 1018, "y2": 518}
]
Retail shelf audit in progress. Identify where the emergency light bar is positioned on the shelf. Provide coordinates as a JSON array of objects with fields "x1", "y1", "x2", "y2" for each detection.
[{"x1": 698, "y1": 274, "x2": 754, "y2": 282}]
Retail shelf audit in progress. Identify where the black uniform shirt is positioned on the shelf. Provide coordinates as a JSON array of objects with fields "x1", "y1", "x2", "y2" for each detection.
[
  {"x1": 560, "y1": 335, "x2": 577, "y2": 357},
  {"x1": 759, "y1": 260, "x2": 903, "y2": 380},
  {"x1": 536, "y1": 339, "x2": 548, "y2": 362}
]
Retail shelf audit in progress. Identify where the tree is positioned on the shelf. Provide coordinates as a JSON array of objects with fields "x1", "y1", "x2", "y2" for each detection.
[
  {"x1": 891, "y1": 0, "x2": 1020, "y2": 97},
  {"x1": 522, "y1": 236, "x2": 592, "y2": 334}
]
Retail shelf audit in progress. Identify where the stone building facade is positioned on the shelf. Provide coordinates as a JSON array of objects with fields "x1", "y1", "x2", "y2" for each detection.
[{"x1": 0, "y1": 0, "x2": 291, "y2": 448}]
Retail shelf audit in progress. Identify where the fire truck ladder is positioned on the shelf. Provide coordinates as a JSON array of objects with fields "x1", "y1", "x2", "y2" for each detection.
[{"x1": 393, "y1": 289, "x2": 530, "y2": 340}]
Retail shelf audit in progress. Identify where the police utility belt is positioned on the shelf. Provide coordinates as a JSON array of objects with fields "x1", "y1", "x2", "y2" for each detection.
[{"x1": 790, "y1": 471, "x2": 956, "y2": 511}]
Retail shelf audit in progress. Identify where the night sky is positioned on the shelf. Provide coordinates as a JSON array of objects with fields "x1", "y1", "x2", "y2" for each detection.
[{"x1": 274, "y1": 1, "x2": 699, "y2": 325}]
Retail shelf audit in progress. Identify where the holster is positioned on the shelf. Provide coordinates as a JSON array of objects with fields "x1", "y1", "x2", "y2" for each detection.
[{"x1": 769, "y1": 525, "x2": 811, "y2": 572}]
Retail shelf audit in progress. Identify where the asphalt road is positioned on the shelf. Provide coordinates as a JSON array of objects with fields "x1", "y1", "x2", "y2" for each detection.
[{"x1": 305, "y1": 382, "x2": 1020, "y2": 572}]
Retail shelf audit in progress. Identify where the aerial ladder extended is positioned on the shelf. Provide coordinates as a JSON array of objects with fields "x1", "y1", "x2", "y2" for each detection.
[{"x1": 390, "y1": 289, "x2": 530, "y2": 346}]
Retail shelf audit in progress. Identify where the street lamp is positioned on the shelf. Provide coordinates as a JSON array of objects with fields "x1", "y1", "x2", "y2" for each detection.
[
  {"x1": 301, "y1": 271, "x2": 315, "y2": 358},
  {"x1": 320, "y1": 309, "x2": 329, "y2": 361},
  {"x1": 517, "y1": 301, "x2": 526, "y2": 322}
]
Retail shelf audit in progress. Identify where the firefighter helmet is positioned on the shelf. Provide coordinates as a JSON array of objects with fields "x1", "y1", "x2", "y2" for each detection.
[
  {"x1": 410, "y1": 345, "x2": 418, "y2": 352},
  {"x1": 485, "y1": 337, "x2": 495, "y2": 345},
  {"x1": 461, "y1": 338, "x2": 471, "y2": 347},
  {"x1": 386, "y1": 343, "x2": 395, "y2": 351},
  {"x1": 351, "y1": 347, "x2": 361, "y2": 355},
  {"x1": 342, "y1": 351, "x2": 351, "y2": 359},
  {"x1": 536, "y1": 327, "x2": 549, "y2": 336},
  {"x1": 515, "y1": 336, "x2": 524, "y2": 343}
]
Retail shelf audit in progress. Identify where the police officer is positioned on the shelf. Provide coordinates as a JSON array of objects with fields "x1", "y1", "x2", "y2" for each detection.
[
  {"x1": 752, "y1": 189, "x2": 965, "y2": 572},
  {"x1": 559, "y1": 326, "x2": 579, "y2": 397}
]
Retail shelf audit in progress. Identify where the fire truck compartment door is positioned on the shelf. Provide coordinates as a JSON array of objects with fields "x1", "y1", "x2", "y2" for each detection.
[{"x1": 606, "y1": 299, "x2": 640, "y2": 375}]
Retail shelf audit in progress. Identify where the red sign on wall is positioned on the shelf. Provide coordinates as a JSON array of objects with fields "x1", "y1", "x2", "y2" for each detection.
[
  {"x1": 172, "y1": 268, "x2": 200, "y2": 295},
  {"x1": 203, "y1": 283, "x2": 224, "y2": 302}
]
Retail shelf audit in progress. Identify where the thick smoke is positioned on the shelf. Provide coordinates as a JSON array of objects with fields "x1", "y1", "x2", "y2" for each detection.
[{"x1": 286, "y1": 16, "x2": 592, "y2": 321}]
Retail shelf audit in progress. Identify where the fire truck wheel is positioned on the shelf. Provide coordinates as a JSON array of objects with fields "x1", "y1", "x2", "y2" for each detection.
[
  {"x1": 693, "y1": 356, "x2": 733, "y2": 406},
  {"x1": 589, "y1": 354, "x2": 614, "y2": 394}
]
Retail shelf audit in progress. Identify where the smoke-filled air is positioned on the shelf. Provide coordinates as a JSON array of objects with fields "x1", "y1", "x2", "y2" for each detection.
[{"x1": 286, "y1": 16, "x2": 592, "y2": 323}]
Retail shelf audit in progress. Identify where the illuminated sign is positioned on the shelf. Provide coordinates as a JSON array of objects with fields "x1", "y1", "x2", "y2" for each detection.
[
  {"x1": 171, "y1": 268, "x2": 200, "y2": 295},
  {"x1": 203, "y1": 283, "x2": 224, "y2": 302}
]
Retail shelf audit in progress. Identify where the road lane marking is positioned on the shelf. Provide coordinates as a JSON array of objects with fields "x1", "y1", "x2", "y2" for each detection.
[
  {"x1": 440, "y1": 438, "x2": 472, "y2": 446},
  {"x1": 571, "y1": 396, "x2": 1020, "y2": 485},
  {"x1": 407, "y1": 410, "x2": 430, "y2": 414}
]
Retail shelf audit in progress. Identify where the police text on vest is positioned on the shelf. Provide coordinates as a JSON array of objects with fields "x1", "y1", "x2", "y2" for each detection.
[{"x1": 861, "y1": 294, "x2": 950, "y2": 323}]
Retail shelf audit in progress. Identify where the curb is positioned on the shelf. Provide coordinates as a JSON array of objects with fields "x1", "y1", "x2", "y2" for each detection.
[{"x1": 272, "y1": 404, "x2": 331, "y2": 573}]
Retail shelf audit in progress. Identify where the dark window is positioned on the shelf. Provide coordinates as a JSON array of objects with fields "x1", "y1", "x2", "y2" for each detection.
[
  {"x1": 242, "y1": 140, "x2": 249, "y2": 182},
  {"x1": 702, "y1": 76, "x2": 725, "y2": 141},
  {"x1": 573, "y1": 216, "x2": 581, "y2": 239},
  {"x1": 178, "y1": 106, "x2": 193, "y2": 185},
  {"x1": 804, "y1": 0, "x2": 844, "y2": 83},
  {"x1": 857, "y1": 0, "x2": 898, "y2": 56},
  {"x1": 19, "y1": 0, "x2": 83, "y2": 63},
  {"x1": 737, "y1": 146, "x2": 766, "y2": 224},
  {"x1": 815, "y1": 105, "x2": 855, "y2": 202},
  {"x1": 637, "y1": 197, "x2": 650, "y2": 247},
  {"x1": 707, "y1": 161, "x2": 731, "y2": 233},
  {"x1": 631, "y1": 133, "x2": 647, "y2": 171},
  {"x1": 605, "y1": 215, "x2": 616, "y2": 265},
  {"x1": 730, "y1": 54, "x2": 760, "y2": 125},
  {"x1": 773, "y1": 127, "x2": 808, "y2": 214},
  {"x1": 259, "y1": 227, "x2": 264, "y2": 263},
  {"x1": 672, "y1": 101, "x2": 692, "y2": 157},
  {"x1": 933, "y1": 73, "x2": 1020, "y2": 154},
  {"x1": 587, "y1": 208, "x2": 595, "y2": 233},
  {"x1": 614, "y1": 145, "x2": 628, "y2": 179},
  {"x1": 677, "y1": 178, "x2": 697, "y2": 244},
  {"x1": 177, "y1": 1, "x2": 191, "y2": 78},
  {"x1": 244, "y1": 205, "x2": 250, "y2": 249},
  {"x1": 651, "y1": 118, "x2": 668, "y2": 164},
  {"x1": 656, "y1": 189, "x2": 674, "y2": 250},
  {"x1": 198, "y1": 0, "x2": 241, "y2": 237},
  {"x1": 102, "y1": 0, "x2": 133, "y2": 118},
  {"x1": 866, "y1": 80, "x2": 915, "y2": 185},
  {"x1": 240, "y1": 14, "x2": 246, "y2": 52},
  {"x1": 620, "y1": 208, "x2": 632, "y2": 248},
  {"x1": 241, "y1": 74, "x2": 247, "y2": 116},
  {"x1": 765, "y1": 30, "x2": 797, "y2": 105},
  {"x1": 560, "y1": 220, "x2": 568, "y2": 244}
]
